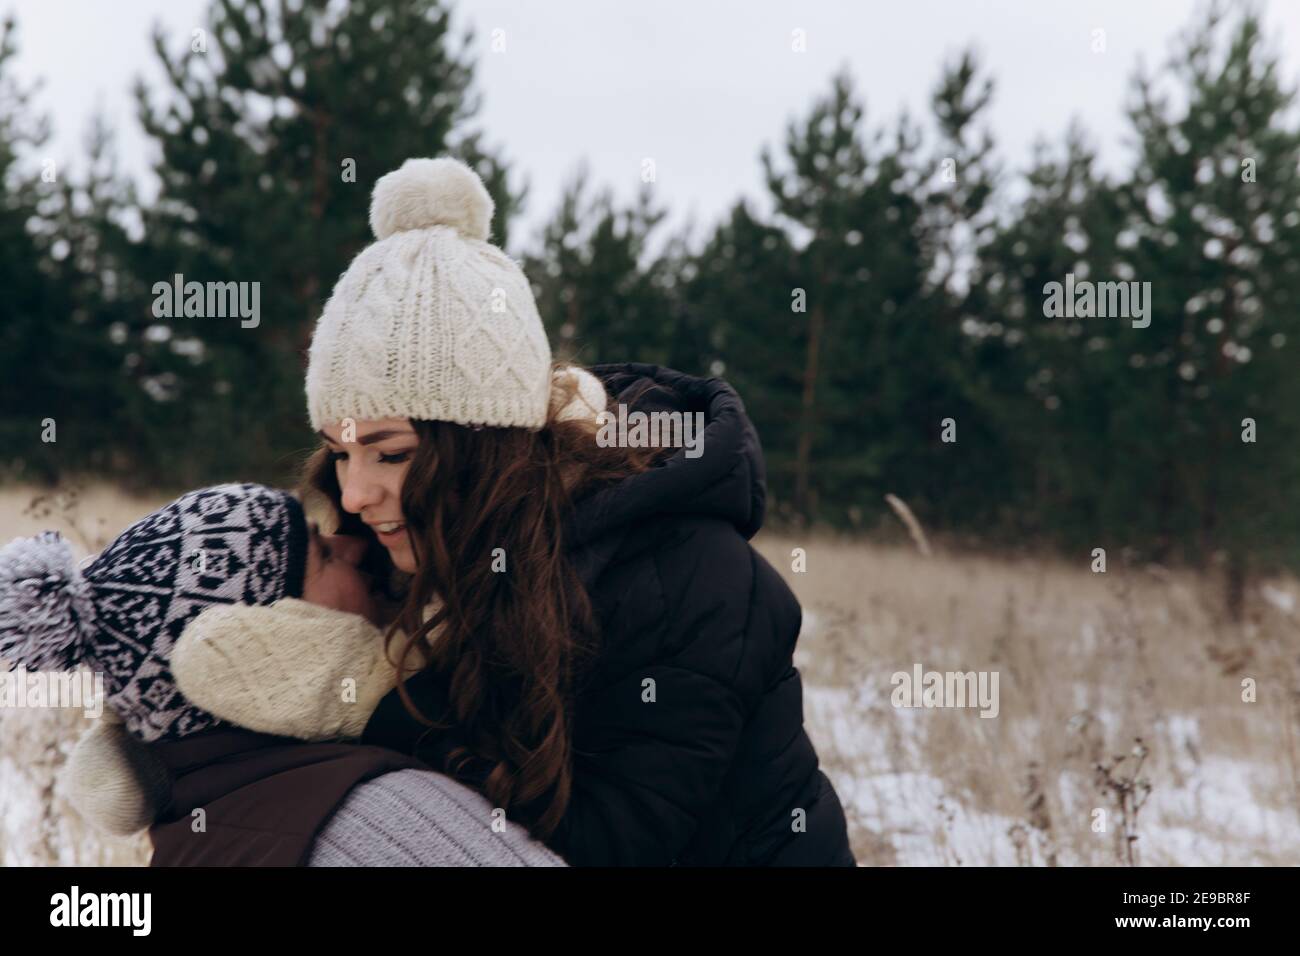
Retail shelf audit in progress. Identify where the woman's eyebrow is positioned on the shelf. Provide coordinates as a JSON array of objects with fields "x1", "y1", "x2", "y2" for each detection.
[{"x1": 316, "y1": 428, "x2": 414, "y2": 446}]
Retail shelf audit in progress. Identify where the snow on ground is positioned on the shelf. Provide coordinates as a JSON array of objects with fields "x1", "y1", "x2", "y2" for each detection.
[
  {"x1": 0, "y1": 755, "x2": 43, "y2": 867},
  {"x1": 805, "y1": 685, "x2": 1021, "y2": 865},
  {"x1": 1141, "y1": 753, "x2": 1300, "y2": 866},
  {"x1": 803, "y1": 683, "x2": 1300, "y2": 866}
]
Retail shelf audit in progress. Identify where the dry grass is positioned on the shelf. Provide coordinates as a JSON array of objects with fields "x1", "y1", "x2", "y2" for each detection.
[
  {"x1": 2, "y1": 482, "x2": 1298, "y2": 866},
  {"x1": 750, "y1": 529, "x2": 1300, "y2": 866},
  {"x1": 0, "y1": 483, "x2": 170, "y2": 866}
]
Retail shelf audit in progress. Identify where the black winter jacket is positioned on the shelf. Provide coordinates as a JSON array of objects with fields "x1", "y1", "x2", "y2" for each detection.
[{"x1": 362, "y1": 364, "x2": 855, "y2": 867}]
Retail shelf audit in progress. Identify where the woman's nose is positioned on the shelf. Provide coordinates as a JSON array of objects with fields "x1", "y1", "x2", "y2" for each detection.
[{"x1": 339, "y1": 465, "x2": 382, "y2": 515}]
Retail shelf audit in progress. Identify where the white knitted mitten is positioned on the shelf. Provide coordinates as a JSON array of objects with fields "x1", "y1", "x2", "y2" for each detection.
[
  {"x1": 170, "y1": 598, "x2": 414, "y2": 742},
  {"x1": 61, "y1": 708, "x2": 172, "y2": 836}
]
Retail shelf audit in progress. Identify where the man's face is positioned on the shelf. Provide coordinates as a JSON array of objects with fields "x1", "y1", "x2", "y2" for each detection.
[{"x1": 300, "y1": 523, "x2": 380, "y2": 626}]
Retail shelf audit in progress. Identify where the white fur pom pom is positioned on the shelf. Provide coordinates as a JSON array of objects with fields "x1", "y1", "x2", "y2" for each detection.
[
  {"x1": 369, "y1": 157, "x2": 495, "y2": 241},
  {"x1": 0, "y1": 531, "x2": 97, "y2": 671},
  {"x1": 552, "y1": 366, "x2": 609, "y2": 423}
]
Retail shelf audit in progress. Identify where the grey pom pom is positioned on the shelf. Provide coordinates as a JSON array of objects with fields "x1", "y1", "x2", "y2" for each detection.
[{"x1": 0, "y1": 531, "x2": 97, "y2": 671}]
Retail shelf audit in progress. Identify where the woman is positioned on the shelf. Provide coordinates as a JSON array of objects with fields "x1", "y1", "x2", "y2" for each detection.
[
  {"x1": 0, "y1": 482, "x2": 564, "y2": 866},
  {"x1": 214, "y1": 156, "x2": 855, "y2": 866}
]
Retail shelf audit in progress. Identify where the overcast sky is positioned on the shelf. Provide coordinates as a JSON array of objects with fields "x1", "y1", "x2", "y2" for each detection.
[{"x1": 8, "y1": 0, "x2": 1300, "y2": 253}]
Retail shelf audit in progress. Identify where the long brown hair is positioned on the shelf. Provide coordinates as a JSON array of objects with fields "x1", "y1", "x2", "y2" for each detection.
[{"x1": 301, "y1": 365, "x2": 670, "y2": 838}]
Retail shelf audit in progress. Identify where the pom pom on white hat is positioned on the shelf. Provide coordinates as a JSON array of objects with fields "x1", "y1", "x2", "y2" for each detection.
[
  {"x1": 369, "y1": 157, "x2": 495, "y2": 242},
  {"x1": 308, "y1": 156, "x2": 553, "y2": 432},
  {"x1": 552, "y1": 365, "x2": 608, "y2": 423}
]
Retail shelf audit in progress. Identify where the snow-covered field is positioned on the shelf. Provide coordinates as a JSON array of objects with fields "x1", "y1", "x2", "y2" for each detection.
[
  {"x1": 806, "y1": 681, "x2": 1300, "y2": 866},
  {"x1": 764, "y1": 546, "x2": 1300, "y2": 867}
]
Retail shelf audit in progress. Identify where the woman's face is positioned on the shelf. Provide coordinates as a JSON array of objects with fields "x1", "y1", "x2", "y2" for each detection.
[
  {"x1": 317, "y1": 417, "x2": 418, "y2": 573},
  {"x1": 301, "y1": 524, "x2": 380, "y2": 625}
]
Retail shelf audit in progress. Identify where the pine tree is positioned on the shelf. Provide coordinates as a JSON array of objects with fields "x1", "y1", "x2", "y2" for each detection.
[
  {"x1": 902, "y1": 49, "x2": 1005, "y2": 531},
  {"x1": 758, "y1": 66, "x2": 896, "y2": 523},
  {"x1": 964, "y1": 123, "x2": 1128, "y2": 546},
  {"x1": 756, "y1": 60, "x2": 1000, "y2": 528},
  {"x1": 35, "y1": 118, "x2": 148, "y2": 481},
  {"x1": 524, "y1": 160, "x2": 677, "y2": 368},
  {"x1": 127, "y1": 0, "x2": 517, "y2": 482},
  {"x1": 0, "y1": 15, "x2": 66, "y2": 483},
  {"x1": 675, "y1": 198, "x2": 805, "y2": 518},
  {"x1": 1115, "y1": 2, "x2": 1300, "y2": 608}
]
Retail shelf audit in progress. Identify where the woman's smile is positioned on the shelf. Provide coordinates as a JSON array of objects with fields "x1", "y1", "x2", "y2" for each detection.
[{"x1": 369, "y1": 521, "x2": 407, "y2": 545}]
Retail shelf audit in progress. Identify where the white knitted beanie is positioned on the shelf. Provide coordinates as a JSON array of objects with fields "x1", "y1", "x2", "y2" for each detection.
[{"x1": 306, "y1": 157, "x2": 553, "y2": 431}]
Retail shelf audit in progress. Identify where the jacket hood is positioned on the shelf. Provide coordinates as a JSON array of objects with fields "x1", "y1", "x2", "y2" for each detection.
[{"x1": 563, "y1": 364, "x2": 767, "y2": 586}]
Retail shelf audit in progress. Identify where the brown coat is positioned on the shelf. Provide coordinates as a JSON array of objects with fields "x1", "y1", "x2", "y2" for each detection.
[{"x1": 148, "y1": 728, "x2": 426, "y2": 866}]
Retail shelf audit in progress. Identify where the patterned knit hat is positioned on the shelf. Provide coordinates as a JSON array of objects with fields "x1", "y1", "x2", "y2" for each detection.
[
  {"x1": 0, "y1": 483, "x2": 308, "y2": 742},
  {"x1": 305, "y1": 156, "x2": 553, "y2": 432}
]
